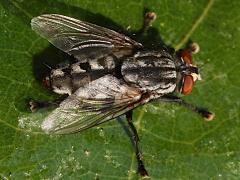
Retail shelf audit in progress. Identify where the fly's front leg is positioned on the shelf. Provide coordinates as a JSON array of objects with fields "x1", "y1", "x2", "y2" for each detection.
[
  {"x1": 159, "y1": 95, "x2": 214, "y2": 120},
  {"x1": 177, "y1": 41, "x2": 200, "y2": 60},
  {"x1": 142, "y1": 12, "x2": 157, "y2": 33},
  {"x1": 125, "y1": 111, "x2": 149, "y2": 178},
  {"x1": 187, "y1": 41, "x2": 200, "y2": 54},
  {"x1": 137, "y1": 11, "x2": 157, "y2": 36}
]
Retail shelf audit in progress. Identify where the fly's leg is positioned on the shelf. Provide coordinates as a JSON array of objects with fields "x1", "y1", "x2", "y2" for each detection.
[
  {"x1": 29, "y1": 100, "x2": 59, "y2": 112},
  {"x1": 29, "y1": 95, "x2": 67, "y2": 112},
  {"x1": 179, "y1": 41, "x2": 200, "y2": 56},
  {"x1": 159, "y1": 95, "x2": 214, "y2": 121},
  {"x1": 135, "y1": 11, "x2": 157, "y2": 37},
  {"x1": 188, "y1": 42, "x2": 200, "y2": 54},
  {"x1": 142, "y1": 12, "x2": 157, "y2": 33},
  {"x1": 125, "y1": 111, "x2": 149, "y2": 178}
]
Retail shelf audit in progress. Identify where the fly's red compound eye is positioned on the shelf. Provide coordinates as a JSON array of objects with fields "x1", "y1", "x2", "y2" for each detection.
[
  {"x1": 180, "y1": 49, "x2": 192, "y2": 64},
  {"x1": 42, "y1": 76, "x2": 51, "y2": 89},
  {"x1": 181, "y1": 75, "x2": 194, "y2": 95}
]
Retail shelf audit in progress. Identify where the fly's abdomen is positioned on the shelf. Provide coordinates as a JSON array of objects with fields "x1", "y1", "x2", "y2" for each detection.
[
  {"x1": 50, "y1": 68, "x2": 111, "y2": 95},
  {"x1": 49, "y1": 56, "x2": 117, "y2": 95},
  {"x1": 121, "y1": 51, "x2": 177, "y2": 94}
]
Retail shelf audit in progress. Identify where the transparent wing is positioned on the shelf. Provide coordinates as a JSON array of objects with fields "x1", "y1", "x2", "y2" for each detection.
[
  {"x1": 31, "y1": 14, "x2": 143, "y2": 61},
  {"x1": 41, "y1": 75, "x2": 142, "y2": 134}
]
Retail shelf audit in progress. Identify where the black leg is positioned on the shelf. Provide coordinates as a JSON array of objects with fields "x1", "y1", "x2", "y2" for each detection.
[
  {"x1": 142, "y1": 12, "x2": 157, "y2": 33},
  {"x1": 136, "y1": 11, "x2": 157, "y2": 37},
  {"x1": 29, "y1": 95, "x2": 67, "y2": 112},
  {"x1": 125, "y1": 111, "x2": 149, "y2": 178},
  {"x1": 186, "y1": 41, "x2": 200, "y2": 54},
  {"x1": 29, "y1": 100, "x2": 59, "y2": 112},
  {"x1": 158, "y1": 95, "x2": 214, "y2": 120}
]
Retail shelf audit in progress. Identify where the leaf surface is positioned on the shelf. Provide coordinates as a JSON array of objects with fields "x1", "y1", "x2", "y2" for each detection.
[{"x1": 0, "y1": 0, "x2": 240, "y2": 179}]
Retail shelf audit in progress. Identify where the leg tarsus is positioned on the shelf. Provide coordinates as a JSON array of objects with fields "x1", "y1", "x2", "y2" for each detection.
[
  {"x1": 137, "y1": 11, "x2": 157, "y2": 36},
  {"x1": 142, "y1": 12, "x2": 157, "y2": 33},
  {"x1": 196, "y1": 108, "x2": 214, "y2": 121},
  {"x1": 138, "y1": 165, "x2": 149, "y2": 178},
  {"x1": 29, "y1": 99, "x2": 59, "y2": 112},
  {"x1": 188, "y1": 41, "x2": 200, "y2": 54},
  {"x1": 29, "y1": 95, "x2": 67, "y2": 112},
  {"x1": 125, "y1": 111, "x2": 149, "y2": 178}
]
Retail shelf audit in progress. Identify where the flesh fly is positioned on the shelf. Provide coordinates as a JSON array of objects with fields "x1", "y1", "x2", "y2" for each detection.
[{"x1": 30, "y1": 13, "x2": 214, "y2": 177}]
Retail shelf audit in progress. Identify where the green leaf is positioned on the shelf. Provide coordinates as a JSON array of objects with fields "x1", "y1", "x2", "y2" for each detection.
[{"x1": 0, "y1": 0, "x2": 240, "y2": 179}]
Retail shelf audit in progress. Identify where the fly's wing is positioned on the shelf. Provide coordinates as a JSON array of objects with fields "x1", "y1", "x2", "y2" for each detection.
[
  {"x1": 31, "y1": 14, "x2": 143, "y2": 61},
  {"x1": 41, "y1": 75, "x2": 142, "y2": 134}
]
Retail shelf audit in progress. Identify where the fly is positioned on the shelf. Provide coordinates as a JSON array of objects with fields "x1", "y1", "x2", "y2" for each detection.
[{"x1": 30, "y1": 12, "x2": 214, "y2": 178}]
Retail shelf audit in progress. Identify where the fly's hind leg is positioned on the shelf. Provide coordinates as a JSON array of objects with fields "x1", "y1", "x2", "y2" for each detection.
[
  {"x1": 125, "y1": 111, "x2": 149, "y2": 178},
  {"x1": 29, "y1": 100, "x2": 58, "y2": 112},
  {"x1": 29, "y1": 95, "x2": 67, "y2": 112}
]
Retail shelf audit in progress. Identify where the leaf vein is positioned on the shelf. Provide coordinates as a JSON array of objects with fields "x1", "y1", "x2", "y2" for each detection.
[{"x1": 175, "y1": 0, "x2": 215, "y2": 50}]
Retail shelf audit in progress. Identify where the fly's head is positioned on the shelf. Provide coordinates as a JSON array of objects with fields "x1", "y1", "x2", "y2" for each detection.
[{"x1": 177, "y1": 49, "x2": 201, "y2": 95}]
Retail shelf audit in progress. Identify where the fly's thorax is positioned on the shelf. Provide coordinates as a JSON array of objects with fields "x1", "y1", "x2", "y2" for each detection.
[{"x1": 121, "y1": 51, "x2": 177, "y2": 95}]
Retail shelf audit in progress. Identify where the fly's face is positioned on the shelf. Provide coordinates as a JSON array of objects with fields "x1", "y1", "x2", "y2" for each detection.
[{"x1": 177, "y1": 49, "x2": 201, "y2": 95}]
